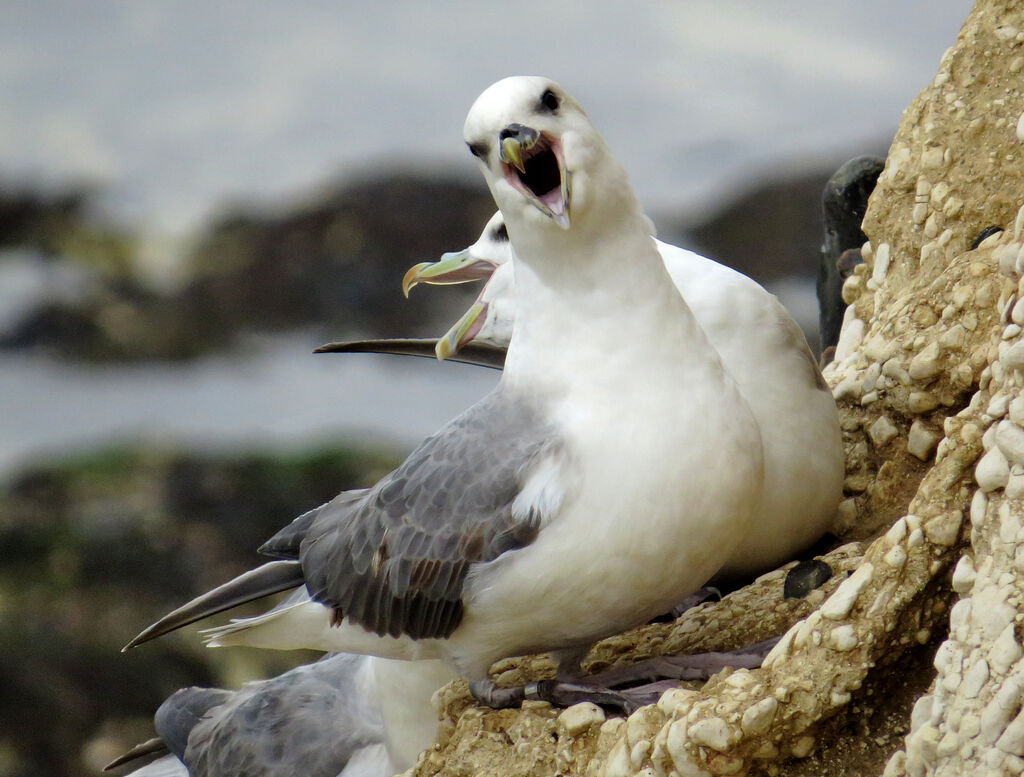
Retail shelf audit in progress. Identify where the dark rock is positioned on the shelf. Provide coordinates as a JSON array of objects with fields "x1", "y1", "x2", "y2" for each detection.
[
  {"x1": 0, "y1": 173, "x2": 495, "y2": 361},
  {"x1": 180, "y1": 172, "x2": 495, "y2": 341},
  {"x1": 970, "y1": 225, "x2": 1003, "y2": 250},
  {"x1": 818, "y1": 156, "x2": 885, "y2": 354},
  {"x1": 671, "y1": 171, "x2": 836, "y2": 284},
  {"x1": 783, "y1": 559, "x2": 834, "y2": 599},
  {"x1": 0, "y1": 442, "x2": 400, "y2": 777}
]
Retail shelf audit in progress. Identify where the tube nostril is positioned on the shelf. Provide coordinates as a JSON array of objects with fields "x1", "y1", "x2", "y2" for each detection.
[{"x1": 499, "y1": 123, "x2": 534, "y2": 142}]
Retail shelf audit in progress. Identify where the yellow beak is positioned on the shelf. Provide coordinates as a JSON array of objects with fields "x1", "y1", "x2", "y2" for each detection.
[
  {"x1": 435, "y1": 302, "x2": 487, "y2": 361},
  {"x1": 401, "y1": 249, "x2": 496, "y2": 298}
]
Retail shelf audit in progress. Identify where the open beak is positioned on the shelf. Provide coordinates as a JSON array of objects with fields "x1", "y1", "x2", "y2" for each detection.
[
  {"x1": 402, "y1": 249, "x2": 498, "y2": 298},
  {"x1": 435, "y1": 301, "x2": 487, "y2": 361},
  {"x1": 498, "y1": 124, "x2": 571, "y2": 229}
]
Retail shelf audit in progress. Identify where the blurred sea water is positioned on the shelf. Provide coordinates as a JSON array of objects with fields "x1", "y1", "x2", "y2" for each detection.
[{"x1": 0, "y1": 336, "x2": 500, "y2": 478}]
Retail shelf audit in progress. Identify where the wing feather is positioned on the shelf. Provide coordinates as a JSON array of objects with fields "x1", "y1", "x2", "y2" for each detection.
[{"x1": 295, "y1": 390, "x2": 564, "y2": 640}]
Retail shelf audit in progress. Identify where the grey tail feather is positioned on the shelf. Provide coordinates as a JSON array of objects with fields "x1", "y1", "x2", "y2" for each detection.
[
  {"x1": 313, "y1": 338, "x2": 507, "y2": 370},
  {"x1": 103, "y1": 737, "x2": 169, "y2": 771},
  {"x1": 122, "y1": 560, "x2": 305, "y2": 651}
]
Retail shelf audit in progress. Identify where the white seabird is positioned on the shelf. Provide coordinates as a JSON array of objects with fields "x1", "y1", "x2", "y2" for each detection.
[
  {"x1": 110, "y1": 655, "x2": 454, "y2": 777},
  {"x1": 126, "y1": 76, "x2": 765, "y2": 710},
  {"x1": 397, "y1": 211, "x2": 844, "y2": 580}
]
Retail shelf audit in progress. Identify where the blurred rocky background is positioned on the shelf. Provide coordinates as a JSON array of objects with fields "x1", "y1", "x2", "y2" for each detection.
[
  {"x1": 0, "y1": 2, "x2": 973, "y2": 775},
  {"x1": 0, "y1": 167, "x2": 847, "y2": 363},
  {"x1": 0, "y1": 175, "x2": 492, "y2": 360}
]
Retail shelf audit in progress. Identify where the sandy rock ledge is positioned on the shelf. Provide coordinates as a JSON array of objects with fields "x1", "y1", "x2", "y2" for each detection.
[{"x1": 408, "y1": 2, "x2": 1024, "y2": 775}]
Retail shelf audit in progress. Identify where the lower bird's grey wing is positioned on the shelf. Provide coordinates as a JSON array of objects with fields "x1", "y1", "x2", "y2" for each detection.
[
  {"x1": 314, "y1": 338, "x2": 507, "y2": 370},
  {"x1": 301, "y1": 388, "x2": 564, "y2": 641},
  {"x1": 185, "y1": 654, "x2": 385, "y2": 777},
  {"x1": 153, "y1": 687, "x2": 233, "y2": 761}
]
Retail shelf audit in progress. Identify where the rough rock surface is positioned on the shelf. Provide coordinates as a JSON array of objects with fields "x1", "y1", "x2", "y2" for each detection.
[{"x1": 405, "y1": 2, "x2": 1024, "y2": 775}]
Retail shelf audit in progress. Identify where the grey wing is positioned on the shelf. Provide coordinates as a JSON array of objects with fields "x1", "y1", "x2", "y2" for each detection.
[
  {"x1": 186, "y1": 654, "x2": 384, "y2": 777},
  {"x1": 153, "y1": 687, "x2": 232, "y2": 761},
  {"x1": 301, "y1": 388, "x2": 561, "y2": 640}
]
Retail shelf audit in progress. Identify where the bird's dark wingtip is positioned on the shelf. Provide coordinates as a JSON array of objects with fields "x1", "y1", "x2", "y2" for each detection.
[
  {"x1": 313, "y1": 337, "x2": 507, "y2": 369},
  {"x1": 313, "y1": 338, "x2": 442, "y2": 356},
  {"x1": 103, "y1": 736, "x2": 169, "y2": 770},
  {"x1": 122, "y1": 560, "x2": 305, "y2": 651},
  {"x1": 312, "y1": 341, "x2": 346, "y2": 353},
  {"x1": 122, "y1": 620, "x2": 175, "y2": 652}
]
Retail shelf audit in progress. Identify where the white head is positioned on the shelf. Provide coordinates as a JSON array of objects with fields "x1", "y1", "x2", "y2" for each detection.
[
  {"x1": 402, "y1": 212, "x2": 515, "y2": 358},
  {"x1": 463, "y1": 76, "x2": 638, "y2": 242},
  {"x1": 452, "y1": 210, "x2": 513, "y2": 270},
  {"x1": 462, "y1": 79, "x2": 673, "y2": 373}
]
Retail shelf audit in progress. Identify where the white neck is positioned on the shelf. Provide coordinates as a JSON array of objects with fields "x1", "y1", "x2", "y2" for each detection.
[
  {"x1": 500, "y1": 211, "x2": 722, "y2": 396},
  {"x1": 490, "y1": 132, "x2": 729, "y2": 396}
]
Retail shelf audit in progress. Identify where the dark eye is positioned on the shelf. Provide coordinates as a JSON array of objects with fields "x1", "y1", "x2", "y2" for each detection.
[
  {"x1": 467, "y1": 141, "x2": 490, "y2": 160},
  {"x1": 539, "y1": 89, "x2": 559, "y2": 112}
]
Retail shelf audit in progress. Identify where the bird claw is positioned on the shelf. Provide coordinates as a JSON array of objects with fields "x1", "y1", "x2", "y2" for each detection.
[
  {"x1": 472, "y1": 637, "x2": 781, "y2": 714},
  {"x1": 471, "y1": 677, "x2": 643, "y2": 714},
  {"x1": 586, "y1": 637, "x2": 781, "y2": 687},
  {"x1": 468, "y1": 679, "x2": 526, "y2": 709},
  {"x1": 527, "y1": 680, "x2": 643, "y2": 715},
  {"x1": 665, "y1": 585, "x2": 723, "y2": 619}
]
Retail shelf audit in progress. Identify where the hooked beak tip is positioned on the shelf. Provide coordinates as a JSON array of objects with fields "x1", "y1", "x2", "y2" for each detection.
[
  {"x1": 434, "y1": 338, "x2": 454, "y2": 361},
  {"x1": 436, "y1": 301, "x2": 487, "y2": 361},
  {"x1": 402, "y1": 263, "x2": 430, "y2": 298},
  {"x1": 500, "y1": 138, "x2": 527, "y2": 174}
]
